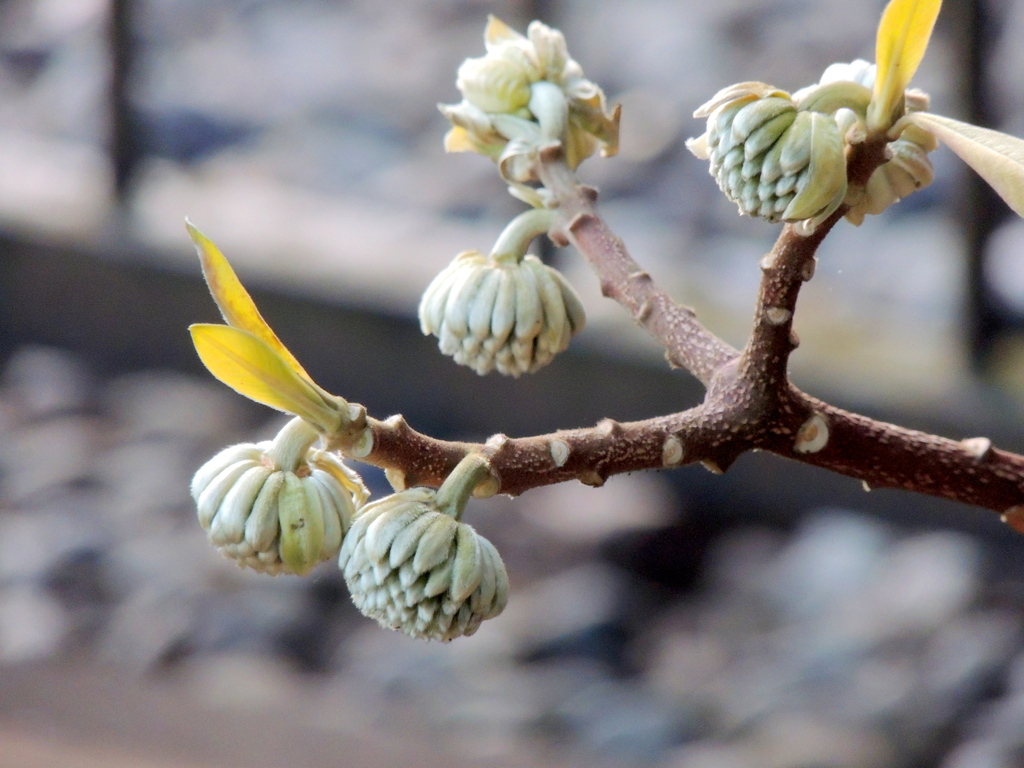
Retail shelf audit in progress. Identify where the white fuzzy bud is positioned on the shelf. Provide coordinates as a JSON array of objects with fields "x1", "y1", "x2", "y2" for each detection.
[
  {"x1": 192, "y1": 421, "x2": 368, "y2": 575},
  {"x1": 339, "y1": 487, "x2": 509, "y2": 642},
  {"x1": 845, "y1": 133, "x2": 936, "y2": 225},
  {"x1": 419, "y1": 250, "x2": 586, "y2": 377},
  {"x1": 442, "y1": 17, "x2": 619, "y2": 171},
  {"x1": 688, "y1": 86, "x2": 847, "y2": 224}
]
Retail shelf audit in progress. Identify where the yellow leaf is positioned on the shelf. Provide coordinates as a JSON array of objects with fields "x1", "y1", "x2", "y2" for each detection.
[
  {"x1": 484, "y1": 16, "x2": 524, "y2": 49},
  {"x1": 189, "y1": 324, "x2": 339, "y2": 432},
  {"x1": 871, "y1": 0, "x2": 942, "y2": 129},
  {"x1": 185, "y1": 220, "x2": 311, "y2": 380},
  {"x1": 911, "y1": 112, "x2": 1024, "y2": 217},
  {"x1": 443, "y1": 126, "x2": 477, "y2": 153}
]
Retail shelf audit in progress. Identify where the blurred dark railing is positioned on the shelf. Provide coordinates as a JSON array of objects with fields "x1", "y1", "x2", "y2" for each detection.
[
  {"x1": 109, "y1": 0, "x2": 141, "y2": 204},
  {"x1": 958, "y1": 0, "x2": 1016, "y2": 372}
]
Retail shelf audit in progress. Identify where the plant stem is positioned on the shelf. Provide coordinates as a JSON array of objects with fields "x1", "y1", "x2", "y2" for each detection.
[{"x1": 266, "y1": 416, "x2": 320, "y2": 472}]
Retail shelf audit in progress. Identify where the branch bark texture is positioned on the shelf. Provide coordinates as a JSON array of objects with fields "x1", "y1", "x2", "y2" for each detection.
[{"x1": 344, "y1": 139, "x2": 1024, "y2": 523}]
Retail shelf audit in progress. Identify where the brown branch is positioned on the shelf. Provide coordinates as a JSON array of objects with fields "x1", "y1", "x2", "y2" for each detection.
[
  {"x1": 343, "y1": 402, "x2": 752, "y2": 498},
  {"x1": 331, "y1": 135, "x2": 1024, "y2": 522},
  {"x1": 537, "y1": 147, "x2": 738, "y2": 386},
  {"x1": 784, "y1": 393, "x2": 1024, "y2": 510}
]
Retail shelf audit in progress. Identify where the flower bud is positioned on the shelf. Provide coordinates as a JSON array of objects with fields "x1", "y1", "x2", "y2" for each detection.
[
  {"x1": 457, "y1": 45, "x2": 537, "y2": 115},
  {"x1": 192, "y1": 420, "x2": 368, "y2": 575},
  {"x1": 338, "y1": 480, "x2": 509, "y2": 641},
  {"x1": 442, "y1": 17, "x2": 618, "y2": 171},
  {"x1": 419, "y1": 249, "x2": 585, "y2": 377},
  {"x1": 690, "y1": 88, "x2": 848, "y2": 224},
  {"x1": 844, "y1": 133, "x2": 935, "y2": 225}
]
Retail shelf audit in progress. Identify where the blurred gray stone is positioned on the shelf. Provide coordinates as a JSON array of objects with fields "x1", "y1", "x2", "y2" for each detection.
[
  {"x1": 0, "y1": 583, "x2": 69, "y2": 662},
  {"x1": 0, "y1": 415, "x2": 102, "y2": 502},
  {"x1": 940, "y1": 739, "x2": 1015, "y2": 768},
  {"x1": 867, "y1": 531, "x2": 981, "y2": 638},
  {"x1": 499, "y1": 563, "x2": 625, "y2": 650},
  {"x1": 518, "y1": 473, "x2": 676, "y2": 545},
  {"x1": 180, "y1": 651, "x2": 302, "y2": 713},
  {"x1": 920, "y1": 610, "x2": 1021, "y2": 703},
  {"x1": 104, "y1": 370, "x2": 249, "y2": 443},
  {"x1": 99, "y1": 584, "x2": 196, "y2": 670},
  {"x1": 763, "y1": 510, "x2": 889, "y2": 620},
  {"x1": 0, "y1": 508, "x2": 105, "y2": 582},
  {"x1": 745, "y1": 713, "x2": 896, "y2": 768},
  {"x1": 0, "y1": 345, "x2": 94, "y2": 420},
  {"x1": 553, "y1": 678, "x2": 687, "y2": 766},
  {"x1": 96, "y1": 438, "x2": 197, "y2": 527}
]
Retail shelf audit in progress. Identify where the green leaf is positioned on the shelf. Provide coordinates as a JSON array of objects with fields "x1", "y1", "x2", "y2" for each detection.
[
  {"x1": 189, "y1": 323, "x2": 338, "y2": 431},
  {"x1": 870, "y1": 0, "x2": 942, "y2": 129},
  {"x1": 911, "y1": 112, "x2": 1024, "y2": 217}
]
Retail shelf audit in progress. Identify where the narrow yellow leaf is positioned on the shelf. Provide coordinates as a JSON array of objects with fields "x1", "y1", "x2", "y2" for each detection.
[
  {"x1": 189, "y1": 323, "x2": 338, "y2": 431},
  {"x1": 911, "y1": 112, "x2": 1024, "y2": 217},
  {"x1": 871, "y1": 0, "x2": 942, "y2": 128},
  {"x1": 185, "y1": 220, "x2": 311, "y2": 380}
]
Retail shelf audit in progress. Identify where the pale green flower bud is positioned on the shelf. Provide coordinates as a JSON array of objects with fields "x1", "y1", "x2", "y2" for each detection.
[
  {"x1": 419, "y1": 249, "x2": 585, "y2": 377},
  {"x1": 192, "y1": 418, "x2": 368, "y2": 575},
  {"x1": 338, "y1": 455, "x2": 508, "y2": 642},
  {"x1": 689, "y1": 87, "x2": 848, "y2": 224},
  {"x1": 819, "y1": 59, "x2": 876, "y2": 90},
  {"x1": 457, "y1": 44, "x2": 538, "y2": 115},
  {"x1": 844, "y1": 133, "x2": 935, "y2": 224},
  {"x1": 442, "y1": 17, "x2": 619, "y2": 171}
]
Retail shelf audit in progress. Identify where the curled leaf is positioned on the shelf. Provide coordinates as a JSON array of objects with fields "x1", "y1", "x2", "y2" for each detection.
[{"x1": 911, "y1": 112, "x2": 1024, "y2": 217}]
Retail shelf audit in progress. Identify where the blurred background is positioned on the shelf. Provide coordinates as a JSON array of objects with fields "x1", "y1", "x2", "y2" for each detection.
[{"x1": 3, "y1": 0, "x2": 1024, "y2": 766}]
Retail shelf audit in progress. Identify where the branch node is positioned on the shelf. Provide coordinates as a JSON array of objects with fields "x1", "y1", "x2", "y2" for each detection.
[
  {"x1": 383, "y1": 413, "x2": 410, "y2": 434},
  {"x1": 962, "y1": 436, "x2": 993, "y2": 460},
  {"x1": 538, "y1": 144, "x2": 563, "y2": 164},
  {"x1": 794, "y1": 413, "x2": 830, "y2": 454},
  {"x1": 662, "y1": 435, "x2": 685, "y2": 466},
  {"x1": 567, "y1": 212, "x2": 597, "y2": 236},
  {"x1": 549, "y1": 228, "x2": 571, "y2": 248},
  {"x1": 1001, "y1": 505, "x2": 1024, "y2": 535},
  {"x1": 550, "y1": 439, "x2": 570, "y2": 468},
  {"x1": 637, "y1": 299, "x2": 654, "y2": 323},
  {"x1": 789, "y1": 329, "x2": 801, "y2": 349},
  {"x1": 578, "y1": 184, "x2": 599, "y2": 203},
  {"x1": 596, "y1": 418, "x2": 622, "y2": 437},
  {"x1": 759, "y1": 252, "x2": 777, "y2": 271},
  {"x1": 485, "y1": 433, "x2": 511, "y2": 457},
  {"x1": 862, "y1": 480, "x2": 872, "y2": 492},
  {"x1": 801, "y1": 257, "x2": 818, "y2": 282},
  {"x1": 579, "y1": 468, "x2": 606, "y2": 487},
  {"x1": 765, "y1": 307, "x2": 792, "y2": 326},
  {"x1": 700, "y1": 459, "x2": 724, "y2": 475}
]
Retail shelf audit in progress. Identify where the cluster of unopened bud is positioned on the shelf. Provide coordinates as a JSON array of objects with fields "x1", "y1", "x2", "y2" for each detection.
[
  {"x1": 419, "y1": 248, "x2": 585, "y2": 377},
  {"x1": 688, "y1": 85, "x2": 847, "y2": 225},
  {"x1": 193, "y1": 420, "x2": 511, "y2": 641},
  {"x1": 339, "y1": 455, "x2": 509, "y2": 642},
  {"x1": 688, "y1": 60, "x2": 938, "y2": 228},
  {"x1": 440, "y1": 16, "x2": 619, "y2": 195},
  {"x1": 814, "y1": 60, "x2": 937, "y2": 225},
  {"x1": 191, "y1": 417, "x2": 368, "y2": 575},
  {"x1": 688, "y1": 83, "x2": 848, "y2": 228}
]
